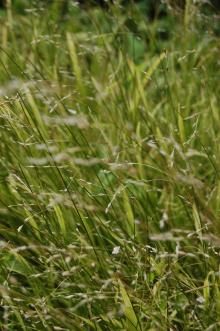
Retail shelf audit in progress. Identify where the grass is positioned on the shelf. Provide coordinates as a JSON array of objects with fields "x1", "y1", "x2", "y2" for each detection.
[{"x1": 0, "y1": 1, "x2": 220, "y2": 330}]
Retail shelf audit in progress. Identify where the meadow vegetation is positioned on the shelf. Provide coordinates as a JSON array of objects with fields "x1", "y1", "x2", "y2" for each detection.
[{"x1": 0, "y1": 1, "x2": 220, "y2": 330}]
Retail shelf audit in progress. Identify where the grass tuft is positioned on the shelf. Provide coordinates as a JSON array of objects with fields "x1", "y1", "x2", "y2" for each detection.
[{"x1": 0, "y1": 1, "x2": 220, "y2": 330}]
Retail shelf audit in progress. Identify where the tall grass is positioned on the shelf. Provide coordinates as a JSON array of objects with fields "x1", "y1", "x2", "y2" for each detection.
[{"x1": 0, "y1": 1, "x2": 220, "y2": 330}]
